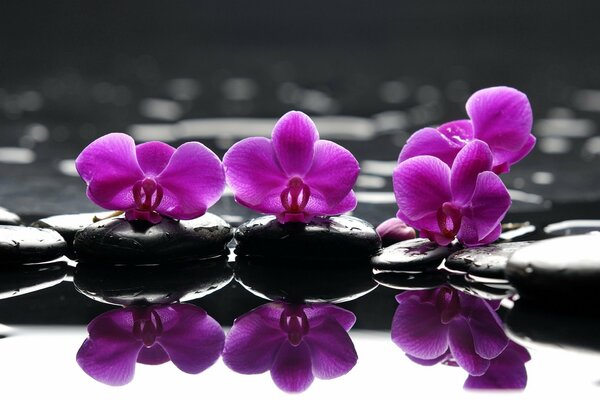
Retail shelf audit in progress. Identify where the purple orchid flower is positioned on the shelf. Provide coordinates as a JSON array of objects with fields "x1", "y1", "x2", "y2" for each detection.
[
  {"x1": 222, "y1": 111, "x2": 360, "y2": 223},
  {"x1": 464, "y1": 341, "x2": 530, "y2": 390},
  {"x1": 393, "y1": 140, "x2": 511, "y2": 247},
  {"x1": 76, "y1": 303, "x2": 225, "y2": 386},
  {"x1": 399, "y1": 86, "x2": 535, "y2": 174},
  {"x1": 76, "y1": 133, "x2": 225, "y2": 224},
  {"x1": 222, "y1": 302, "x2": 358, "y2": 393},
  {"x1": 391, "y1": 286, "x2": 510, "y2": 379}
]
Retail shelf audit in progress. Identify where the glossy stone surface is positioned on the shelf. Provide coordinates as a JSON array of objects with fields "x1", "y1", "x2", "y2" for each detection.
[
  {"x1": 74, "y1": 256, "x2": 232, "y2": 306},
  {"x1": 445, "y1": 242, "x2": 533, "y2": 281},
  {"x1": 234, "y1": 256, "x2": 376, "y2": 303},
  {"x1": 73, "y1": 213, "x2": 232, "y2": 264},
  {"x1": 448, "y1": 274, "x2": 513, "y2": 300},
  {"x1": 371, "y1": 238, "x2": 453, "y2": 273},
  {"x1": 373, "y1": 270, "x2": 446, "y2": 290},
  {"x1": 506, "y1": 234, "x2": 600, "y2": 306},
  {"x1": 0, "y1": 207, "x2": 21, "y2": 226},
  {"x1": 0, "y1": 261, "x2": 68, "y2": 299},
  {"x1": 31, "y1": 212, "x2": 114, "y2": 247},
  {"x1": 543, "y1": 219, "x2": 600, "y2": 237},
  {"x1": 234, "y1": 215, "x2": 381, "y2": 259},
  {"x1": 0, "y1": 226, "x2": 67, "y2": 264}
]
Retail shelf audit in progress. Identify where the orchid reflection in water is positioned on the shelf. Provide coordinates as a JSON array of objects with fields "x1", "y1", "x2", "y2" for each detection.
[
  {"x1": 391, "y1": 286, "x2": 530, "y2": 389},
  {"x1": 77, "y1": 303, "x2": 225, "y2": 385},
  {"x1": 223, "y1": 302, "x2": 358, "y2": 393}
]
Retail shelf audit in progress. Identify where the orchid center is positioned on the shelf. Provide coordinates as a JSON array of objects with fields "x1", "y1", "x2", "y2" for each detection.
[
  {"x1": 279, "y1": 306, "x2": 310, "y2": 347},
  {"x1": 280, "y1": 177, "x2": 311, "y2": 213},
  {"x1": 133, "y1": 177, "x2": 164, "y2": 212},
  {"x1": 435, "y1": 286, "x2": 461, "y2": 324},
  {"x1": 437, "y1": 202, "x2": 462, "y2": 239},
  {"x1": 132, "y1": 309, "x2": 163, "y2": 347}
]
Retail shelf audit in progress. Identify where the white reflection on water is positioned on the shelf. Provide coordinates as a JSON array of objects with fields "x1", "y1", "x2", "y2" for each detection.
[
  {"x1": 0, "y1": 148, "x2": 35, "y2": 164},
  {"x1": 534, "y1": 118, "x2": 595, "y2": 138},
  {"x1": 139, "y1": 98, "x2": 183, "y2": 121},
  {"x1": 57, "y1": 159, "x2": 78, "y2": 177}
]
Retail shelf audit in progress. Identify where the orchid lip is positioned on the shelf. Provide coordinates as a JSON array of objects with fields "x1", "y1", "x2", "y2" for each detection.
[
  {"x1": 132, "y1": 309, "x2": 163, "y2": 347},
  {"x1": 437, "y1": 202, "x2": 462, "y2": 239},
  {"x1": 279, "y1": 305, "x2": 310, "y2": 347},
  {"x1": 133, "y1": 177, "x2": 164, "y2": 212},
  {"x1": 280, "y1": 177, "x2": 311, "y2": 213}
]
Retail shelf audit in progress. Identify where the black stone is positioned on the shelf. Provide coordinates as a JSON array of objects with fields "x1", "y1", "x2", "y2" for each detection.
[
  {"x1": 73, "y1": 213, "x2": 233, "y2": 264},
  {"x1": 506, "y1": 234, "x2": 600, "y2": 307},
  {"x1": 0, "y1": 261, "x2": 68, "y2": 299},
  {"x1": 0, "y1": 226, "x2": 67, "y2": 264},
  {"x1": 373, "y1": 270, "x2": 446, "y2": 290},
  {"x1": 234, "y1": 215, "x2": 381, "y2": 259},
  {"x1": 0, "y1": 207, "x2": 21, "y2": 226},
  {"x1": 371, "y1": 238, "x2": 453, "y2": 273},
  {"x1": 447, "y1": 274, "x2": 513, "y2": 300},
  {"x1": 543, "y1": 220, "x2": 600, "y2": 237},
  {"x1": 506, "y1": 300, "x2": 600, "y2": 353},
  {"x1": 445, "y1": 242, "x2": 534, "y2": 281},
  {"x1": 234, "y1": 256, "x2": 377, "y2": 303},
  {"x1": 74, "y1": 256, "x2": 232, "y2": 306}
]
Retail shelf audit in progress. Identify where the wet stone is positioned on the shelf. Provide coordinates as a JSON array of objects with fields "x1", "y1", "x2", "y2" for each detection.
[
  {"x1": 0, "y1": 207, "x2": 21, "y2": 226},
  {"x1": 235, "y1": 256, "x2": 376, "y2": 303},
  {"x1": 447, "y1": 274, "x2": 513, "y2": 301},
  {"x1": 0, "y1": 261, "x2": 68, "y2": 300},
  {"x1": 234, "y1": 215, "x2": 381, "y2": 259},
  {"x1": 73, "y1": 213, "x2": 232, "y2": 264},
  {"x1": 74, "y1": 256, "x2": 232, "y2": 306},
  {"x1": 543, "y1": 220, "x2": 600, "y2": 237},
  {"x1": 506, "y1": 234, "x2": 600, "y2": 306},
  {"x1": 445, "y1": 242, "x2": 534, "y2": 281},
  {"x1": 0, "y1": 226, "x2": 67, "y2": 264},
  {"x1": 373, "y1": 270, "x2": 446, "y2": 291},
  {"x1": 371, "y1": 238, "x2": 453, "y2": 273}
]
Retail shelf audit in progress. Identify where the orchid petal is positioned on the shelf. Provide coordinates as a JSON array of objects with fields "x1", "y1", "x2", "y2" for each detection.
[
  {"x1": 156, "y1": 142, "x2": 225, "y2": 220},
  {"x1": 467, "y1": 86, "x2": 533, "y2": 152},
  {"x1": 223, "y1": 304, "x2": 286, "y2": 374},
  {"x1": 272, "y1": 111, "x2": 319, "y2": 177},
  {"x1": 458, "y1": 171, "x2": 511, "y2": 246},
  {"x1": 76, "y1": 308, "x2": 141, "y2": 386},
  {"x1": 137, "y1": 344, "x2": 170, "y2": 365},
  {"x1": 271, "y1": 341, "x2": 314, "y2": 393},
  {"x1": 437, "y1": 119, "x2": 474, "y2": 142},
  {"x1": 303, "y1": 190, "x2": 357, "y2": 217},
  {"x1": 155, "y1": 304, "x2": 225, "y2": 374},
  {"x1": 393, "y1": 156, "x2": 451, "y2": 229},
  {"x1": 75, "y1": 132, "x2": 144, "y2": 210},
  {"x1": 464, "y1": 342, "x2": 528, "y2": 389},
  {"x1": 303, "y1": 140, "x2": 359, "y2": 206},
  {"x1": 135, "y1": 141, "x2": 176, "y2": 177},
  {"x1": 392, "y1": 295, "x2": 449, "y2": 360},
  {"x1": 448, "y1": 318, "x2": 490, "y2": 376},
  {"x1": 406, "y1": 351, "x2": 451, "y2": 366},
  {"x1": 458, "y1": 293, "x2": 508, "y2": 359},
  {"x1": 492, "y1": 133, "x2": 536, "y2": 173},
  {"x1": 223, "y1": 137, "x2": 288, "y2": 209},
  {"x1": 450, "y1": 140, "x2": 493, "y2": 205},
  {"x1": 399, "y1": 127, "x2": 463, "y2": 166},
  {"x1": 304, "y1": 304, "x2": 356, "y2": 331},
  {"x1": 305, "y1": 318, "x2": 358, "y2": 380}
]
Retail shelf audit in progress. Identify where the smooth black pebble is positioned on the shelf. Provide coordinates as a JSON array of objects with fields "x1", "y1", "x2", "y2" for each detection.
[
  {"x1": 0, "y1": 226, "x2": 67, "y2": 264},
  {"x1": 447, "y1": 274, "x2": 513, "y2": 300},
  {"x1": 373, "y1": 270, "x2": 446, "y2": 290},
  {"x1": 234, "y1": 215, "x2": 381, "y2": 259},
  {"x1": 445, "y1": 242, "x2": 533, "y2": 281},
  {"x1": 372, "y1": 238, "x2": 453, "y2": 273},
  {"x1": 506, "y1": 234, "x2": 600, "y2": 306},
  {"x1": 73, "y1": 213, "x2": 232, "y2": 264},
  {"x1": 0, "y1": 207, "x2": 21, "y2": 226},
  {"x1": 0, "y1": 261, "x2": 68, "y2": 299}
]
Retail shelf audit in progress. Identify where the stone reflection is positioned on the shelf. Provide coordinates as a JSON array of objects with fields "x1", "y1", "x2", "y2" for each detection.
[
  {"x1": 223, "y1": 302, "x2": 358, "y2": 393},
  {"x1": 391, "y1": 286, "x2": 530, "y2": 390},
  {"x1": 77, "y1": 303, "x2": 225, "y2": 386}
]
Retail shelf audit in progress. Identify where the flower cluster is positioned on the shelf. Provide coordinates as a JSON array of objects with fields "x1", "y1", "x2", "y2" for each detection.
[
  {"x1": 393, "y1": 86, "x2": 534, "y2": 246},
  {"x1": 391, "y1": 286, "x2": 530, "y2": 389}
]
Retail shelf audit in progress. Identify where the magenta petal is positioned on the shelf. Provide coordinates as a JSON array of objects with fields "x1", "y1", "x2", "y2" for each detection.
[
  {"x1": 467, "y1": 86, "x2": 533, "y2": 152},
  {"x1": 391, "y1": 295, "x2": 449, "y2": 360},
  {"x1": 464, "y1": 343, "x2": 528, "y2": 389},
  {"x1": 305, "y1": 318, "x2": 358, "y2": 380},
  {"x1": 458, "y1": 171, "x2": 511, "y2": 246},
  {"x1": 271, "y1": 341, "x2": 314, "y2": 393},
  {"x1": 137, "y1": 344, "x2": 170, "y2": 365},
  {"x1": 492, "y1": 133, "x2": 537, "y2": 173},
  {"x1": 393, "y1": 156, "x2": 451, "y2": 230},
  {"x1": 272, "y1": 111, "x2": 319, "y2": 177},
  {"x1": 304, "y1": 304, "x2": 356, "y2": 331},
  {"x1": 448, "y1": 318, "x2": 490, "y2": 376},
  {"x1": 223, "y1": 137, "x2": 288, "y2": 210},
  {"x1": 437, "y1": 119, "x2": 474, "y2": 142},
  {"x1": 303, "y1": 190, "x2": 357, "y2": 218},
  {"x1": 76, "y1": 308, "x2": 141, "y2": 386},
  {"x1": 458, "y1": 293, "x2": 508, "y2": 359},
  {"x1": 154, "y1": 304, "x2": 225, "y2": 374},
  {"x1": 406, "y1": 351, "x2": 451, "y2": 366},
  {"x1": 399, "y1": 127, "x2": 463, "y2": 166},
  {"x1": 75, "y1": 133, "x2": 144, "y2": 210},
  {"x1": 303, "y1": 140, "x2": 359, "y2": 206},
  {"x1": 450, "y1": 140, "x2": 493, "y2": 205},
  {"x1": 156, "y1": 142, "x2": 225, "y2": 219},
  {"x1": 135, "y1": 141, "x2": 176, "y2": 176},
  {"x1": 223, "y1": 304, "x2": 286, "y2": 374}
]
